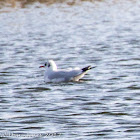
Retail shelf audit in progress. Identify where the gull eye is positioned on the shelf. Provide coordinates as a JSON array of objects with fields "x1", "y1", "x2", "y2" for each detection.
[{"x1": 44, "y1": 63, "x2": 47, "y2": 66}]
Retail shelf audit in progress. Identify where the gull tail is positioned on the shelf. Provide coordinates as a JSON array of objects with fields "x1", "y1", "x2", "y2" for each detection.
[
  {"x1": 82, "y1": 65, "x2": 95, "y2": 72},
  {"x1": 73, "y1": 65, "x2": 95, "y2": 81}
]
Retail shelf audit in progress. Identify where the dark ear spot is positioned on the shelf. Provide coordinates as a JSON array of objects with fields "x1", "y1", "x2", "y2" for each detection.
[{"x1": 48, "y1": 63, "x2": 51, "y2": 67}]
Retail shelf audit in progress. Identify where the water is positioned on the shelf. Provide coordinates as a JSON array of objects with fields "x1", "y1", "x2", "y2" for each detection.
[{"x1": 0, "y1": 1, "x2": 140, "y2": 139}]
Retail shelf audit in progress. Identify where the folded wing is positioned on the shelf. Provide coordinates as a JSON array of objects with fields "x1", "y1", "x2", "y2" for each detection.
[{"x1": 48, "y1": 66, "x2": 92, "y2": 81}]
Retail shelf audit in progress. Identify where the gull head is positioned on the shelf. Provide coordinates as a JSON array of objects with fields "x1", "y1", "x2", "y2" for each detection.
[{"x1": 39, "y1": 60, "x2": 57, "y2": 71}]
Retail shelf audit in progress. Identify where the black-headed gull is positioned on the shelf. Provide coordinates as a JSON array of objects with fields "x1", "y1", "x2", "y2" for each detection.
[{"x1": 39, "y1": 60, "x2": 94, "y2": 82}]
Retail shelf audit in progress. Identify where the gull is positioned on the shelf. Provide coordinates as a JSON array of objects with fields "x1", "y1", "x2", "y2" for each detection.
[{"x1": 39, "y1": 60, "x2": 94, "y2": 82}]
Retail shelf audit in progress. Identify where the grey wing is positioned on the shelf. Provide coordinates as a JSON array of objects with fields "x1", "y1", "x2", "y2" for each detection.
[{"x1": 48, "y1": 69, "x2": 82, "y2": 81}]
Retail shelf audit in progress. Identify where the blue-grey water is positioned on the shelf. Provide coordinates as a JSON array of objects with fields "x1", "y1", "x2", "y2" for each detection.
[{"x1": 0, "y1": 1, "x2": 140, "y2": 139}]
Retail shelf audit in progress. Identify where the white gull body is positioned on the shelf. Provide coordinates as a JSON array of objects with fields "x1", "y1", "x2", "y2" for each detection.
[{"x1": 39, "y1": 60, "x2": 93, "y2": 83}]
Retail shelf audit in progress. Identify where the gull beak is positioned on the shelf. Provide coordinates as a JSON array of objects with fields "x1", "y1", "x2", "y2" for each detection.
[{"x1": 39, "y1": 65, "x2": 45, "y2": 68}]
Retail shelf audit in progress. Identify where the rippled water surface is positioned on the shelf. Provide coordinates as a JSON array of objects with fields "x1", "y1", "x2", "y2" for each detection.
[{"x1": 0, "y1": 1, "x2": 140, "y2": 139}]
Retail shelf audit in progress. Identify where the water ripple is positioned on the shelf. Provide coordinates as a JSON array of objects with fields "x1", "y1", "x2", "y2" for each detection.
[{"x1": 0, "y1": 1, "x2": 140, "y2": 140}]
